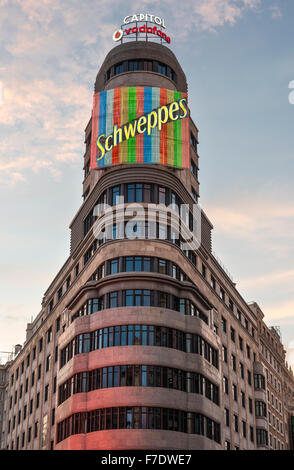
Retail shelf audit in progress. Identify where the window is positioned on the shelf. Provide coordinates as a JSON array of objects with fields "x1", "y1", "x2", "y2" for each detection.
[
  {"x1": 191, "y1": 187, "x2": 198, "y2": 201},
  {"x1": 125, "y1": 290, "x2": 151, "y2": 307},
  {"x1": 54, "y1": 346, "x2": 58, "y2": 363},
  {"x1": 223, "y1": 376, "x2": 229, "y2": 394},
  {"x1": 110, "y1": 258, "x2": 119, "y2": 275},
  {"x1": 232, "y1": 384, "x2": 237, "y2": 400},
  {"x1": 190, "y1": 132, "x2": 198, "y2": 152},
  {"x1": 190, "y1": 159, "x2": 198, "y2": 177},
  {"x1": 231, "y1": 354, "x2": 236, "y2": 371},
  {"x1": 126, "y1": 183, "x2": 146, "y2": 203},
  {"x1": 220, "y1": 288, "x2": 225, "y2": 302},
  {"x1": 157, "y1": 62, "x2": 167, "y2": 75},
  {"x1": 57, "y1": 407, "x2": 219, "y2": 444},
  {"x1": 250, "y1": 426, "x2": 254, "y2": 442},
  {"x1": 75, "y1": 264, "x2": 79, "y2": 278},
  {"x1": 229, "y1": 298, "x2": 234, "y2": 312},
  {"x1": 57, "y1": 287, "x2": 62, "y2": 301},
  {"x1": 60, "y1": 325, "x2": 218, "y2": 370},
  {"x1": 241, "y1": 390, "x2": 245, "y2": 407},
  {"x1": 244, "y1": 318, "x2": 249, "y2": 330},
  {"x1": 254, "y1": 374, "x2": 265, "y2": 390},
  {"x1": 47, "y1": 327, "x2": 52, "y2": 343},
  {"x1": 66, "y1": 275, "x2": 71, "y2": 290},
  {"x1": 231, "y1": 327, "x2": 235, "y2": 342},
  {"x1": 240, "y1": 362, "x2": 244, "y2": 379},
  {"x1": 114, "y1": 62, "x2": 123, "y2": 75},
  {"x1": 255, "y1": 401, "x2": 267, "y2": 418},
  {"x1": 256, "y1": 428, "x2": 268, "y2": 446},
  {"x1": 109, "y1": 292, "x2": 118, "y2": 309},
  {"x1": 225, "y1": 408, "x2": 230, "y2": 426},
  {"x1": 158, "y1": 186, "x2": 166, "y2": 204},
  {"x1": 202, "y1": 264, "x2": 206, "y2": 279},
  {"x1": 110, "y1": 185, "x2": 120, "y2": 206},
  {"x1": 234, "y1": 414, "x2": 238, "y2": 432},
  {"x1": 239, "y1": 336, "x2": 243, "y2": 350},
  {"x1": 34, "y1": 422, "x2": 38, "y2": 438},
  {"x1": 46, "y1": 354, "x2": 51, "y2": 372},
  {"x1": 128, "y1": 60, "x2": 142, "y2": 71},
  {"x1": 51, "y1": 408, "x2": 55, "y2": 426},
  {"x1": 39, "y1": 338, "x2": 43, "y2": 352},
  {"x1": 56, "y1": 316, "x2": 61, "y2": 333},
  {"x1": 210, "y1": 276, "x2": 216, "y2": 290},
  {"x1": 222, "y1": 345, "x2": 227, "y2": 363},
  {"x1": 59, "y1": 366, "x2": 219, "y2": 406},
  {"x1": 158, "y1": 259, "x2": 167, "y2": 275},
  {"x1": 248, "y1": 370, "x2": 252, "y2": 386},
  {"x1": 44, "y1": 384, "x2": 49, "y2": 402},
  {"x1": 242, "y1": 420, "x2": 247, "y2": 438},
  {"x1": 221, "y1": 317, "x2": 227, "y2": 333}
]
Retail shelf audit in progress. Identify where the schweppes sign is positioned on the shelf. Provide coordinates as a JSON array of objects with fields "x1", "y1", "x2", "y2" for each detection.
[{"x1": 90, "y1": 86, "x2": 189, "y2": 169}]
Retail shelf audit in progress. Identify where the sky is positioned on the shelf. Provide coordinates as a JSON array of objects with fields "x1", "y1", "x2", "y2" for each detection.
[{"x1": 0, "y1": 0, "x2": 293, "y2": 366}]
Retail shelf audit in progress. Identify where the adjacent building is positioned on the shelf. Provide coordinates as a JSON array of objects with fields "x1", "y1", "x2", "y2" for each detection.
[
  {"x1": 2, "y1": 29, "x2": 294, "y2": 450},
  {"x1": 0, "y1": 347, "x2": 20, "y2": 449}
]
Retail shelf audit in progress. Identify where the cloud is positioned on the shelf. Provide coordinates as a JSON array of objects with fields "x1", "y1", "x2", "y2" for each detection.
[
  {"x1": 0, "y1": 0, "x2": 265, "y2": 185},
  {"x1": 205, "y1": 193, "x2": 294, "y2": 337},
  {"x1": 262, "y1": 300, "x2": 294, "y2": 321},
  {"x1": 0, "y1": 1, "x2": 116, "y2": 185},
  {"x1": 239, "y1": 269, "x2": 294, "y2": 290},
  {"x1": 138, "y1": 0, "x2": 261, "y2": 33},
  {"x1": 270, "y1": 4, "x2": 282, "y2": 19},
  {"x1": 205, "y1": 195, "x2": 294, "y2": 256},
  {"x1": 167, "y1": 0, "x2": 261, "y2": 33}
]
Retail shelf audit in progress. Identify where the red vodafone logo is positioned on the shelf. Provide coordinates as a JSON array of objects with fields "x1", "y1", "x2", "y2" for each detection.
[
  {"x1": 124, "y1": 24, "x2": 170, "y2": 43},
  {"x1": 112, "y1": 24, "x2": 171, "y2": 44},
  {"x1": 113, "y1": 29, "x2": 123, "y2": 42}
]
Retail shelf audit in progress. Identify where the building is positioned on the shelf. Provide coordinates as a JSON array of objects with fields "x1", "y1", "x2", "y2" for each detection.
[
  {"x1": 250, "y1": 302, "x2": 294, "y2": 450},
  {"x1": 2, "y1": 22, "x2": 294, "y2": 451},
  {"x1": 0, "y1": 361, "x2": 10, "y2": 449},
  {"x1": 0, "y1": 346, "x2": 20, "y2": 449}
]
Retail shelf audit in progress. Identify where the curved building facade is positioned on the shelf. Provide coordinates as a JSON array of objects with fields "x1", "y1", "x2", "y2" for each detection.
[
  {"x1": 3, "y1": 34, "x2": 294, "y2": 452},
  {"x1": 56, "y1": 40, "x2": 222, "y2": 450}
]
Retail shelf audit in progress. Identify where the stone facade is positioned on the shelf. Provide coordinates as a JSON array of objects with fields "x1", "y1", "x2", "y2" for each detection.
[{"x1": 0, "y1": 358, "x2": 12, "y2": 449}]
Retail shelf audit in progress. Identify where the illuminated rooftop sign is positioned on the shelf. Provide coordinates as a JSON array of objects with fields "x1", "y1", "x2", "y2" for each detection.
[
  {"x1": 113, "y1": 14, "x2": 171, "y2": 44},
  {"x1": 124, "y1": 14, "x2": 166, "y2": 28}
]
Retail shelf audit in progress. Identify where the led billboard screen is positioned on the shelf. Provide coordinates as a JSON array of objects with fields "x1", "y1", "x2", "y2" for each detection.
[{"x1": 90, "y1": 86, "x2": 189, "y2": 170}]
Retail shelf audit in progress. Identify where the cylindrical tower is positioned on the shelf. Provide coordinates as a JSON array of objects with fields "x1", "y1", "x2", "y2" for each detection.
[{"x1": 55, "y1": 38, "x2": 222, "y2": 450}]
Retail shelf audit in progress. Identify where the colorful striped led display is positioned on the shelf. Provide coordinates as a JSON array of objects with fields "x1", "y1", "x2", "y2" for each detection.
[{"x1": 90, "y1": 86, "x2": 189, "y2": 169}]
